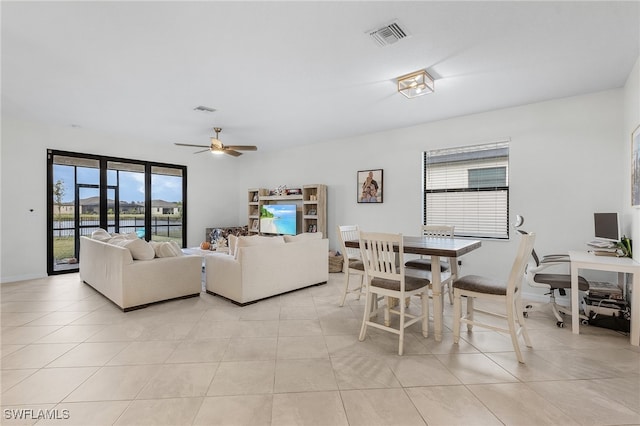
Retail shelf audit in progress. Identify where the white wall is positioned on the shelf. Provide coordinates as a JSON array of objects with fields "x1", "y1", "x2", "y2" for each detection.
[
  {"x1": 0, "y1": 87, "x2": 630, "y2": 291},
  {"x1": 236, "y1": 89, "x2": 626, "y2": 299}
]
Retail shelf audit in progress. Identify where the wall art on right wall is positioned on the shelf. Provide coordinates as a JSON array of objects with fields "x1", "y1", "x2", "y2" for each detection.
[{"x1": 633, "y1": 124, "x2": 640, "y2": 207}]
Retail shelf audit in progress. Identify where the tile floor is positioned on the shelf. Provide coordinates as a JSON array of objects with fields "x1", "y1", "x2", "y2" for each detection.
[{"x1": 1, "y1": 273, "x2": 639, "y2": 425}]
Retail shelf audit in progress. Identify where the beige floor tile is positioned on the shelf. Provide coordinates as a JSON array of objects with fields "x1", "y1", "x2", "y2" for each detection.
[
  {"x1": 207, "y1": 360, "x2": 275, "y2": 396},
  {"x1": 383, "y1": 354, "x2": 461, "y2": 387},
  {"x1": 35, "y1": 324, "x2": 105, "y2": 344},
  {"x1": 406, "y1": 385, "x2": 503, "y2": 426},
  {"x1": 237, "y1": 305, "x2": 281, "y2": 321},
  {"x1": 272, "y1": 391, "x2": 349, "y2": 426},
  {"x1": 0, "y1": 404, "x2": 56, "y2": 426},
  {"x1": 165, "y1": 339, "x2": 229, "y2": 363},
  {"x1": 1, "y1": 343, "x2": 76, "y2": 369},
  {"x1": 1, "y1": 369, "x2": 37, "y2": 392},
  {"x1": 137, "y1": 363, "x2": 217, "y2": 398},
  {"x1": 319, "y1": 318, "x2": 362, "y2": 335},
  {"x1": 331, "y1": 356, "x2": 402, "y2": 390},
  {"x1": 222, "y1": 337, "x2": 277, "y2": 361},
  {"x1": 193, "y1": 395, "x2": 272, "y2": 426},
  {"x1": 0, "y1": 312, "x2": 47, "y2": 326},
  {"x1": 527, "y1": 380, "x2": 640, "y2": 425},
  {"x1": 419, "y1": 331, "x2": 480, "y2": 354},
  {"x1": 274, "y1": 358, "x2": 338, "y2": 393},
  {"x1": 435, "y1": 353, "x2": 519, "y2": 384},
  {"x1": 106, "y1": 340, "x2": 178, "y2": 365},
  {"x1": 484, "y1": 350, "x2": 581, "y2": 381},
  {"x1": 187, "y1": 320, "x2": 240, "y2": 339},
  {"x1": 47, "y1": 341, "x2": 129, "y2": 367},
  {"x1": 532, "y1": 349, "x2": 624, "y2": 379},
  {"x1": 114, "y1": 397, "x2": 203, "y2": 425},
  {"x1": 38, "y1": 401, "x2": 130, "y2": 425},
  {"x1": 278, "y1": 319, "x2": 323, "y2": 336},
  {"x1": 68, "y1": 309, "x2": 128, "y2": 326},
  {"x1": 136, "y1": 321, "x2": 197, "y2": 341},
  {"x1": 1, "y1": 344, "x2": 25, "y2": 358},
  {"x1": 468, "y1": 383, "x2": 581, "y2": 425},
  {"x1": 279, "y1": 305, "x2": 318, "y2": 320},
  {"x1": 340, "y1": 388, "x2": 427, "y2": 426},
  {"x1": 580, "y1": 376, "x2": 640, "y2": 415},
  {"x1": 1, "y1": 367, "x2": 97, "y2": 405},
  {"x1": 64, "y1": 365, "x2": 158, "y2": 402},
  {"x1": 234, "y1": 319, "x2": 279, "y2": 337},
  {"x1": 276, "y1": 336, "x2": 329, "y2": 359},
  {"x1": 0, "y1": 326, "x2": 62, "y2": 345},
  {"x1": 26, "y1": 311, "x2": 89, "y2": 326},
  {"x1": 324, "y1": 334, "x2": 389, "y2": 358}
]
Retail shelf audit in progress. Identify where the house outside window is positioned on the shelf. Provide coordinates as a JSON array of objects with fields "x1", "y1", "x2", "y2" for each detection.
[{"x1": 423, "y1": 141, "x2": 510, "y2": 239}]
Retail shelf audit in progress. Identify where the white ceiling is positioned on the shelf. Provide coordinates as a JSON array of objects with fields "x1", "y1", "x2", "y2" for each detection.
[{"x1": 2, "y1": 1, "x2": 639, "y2": 153}]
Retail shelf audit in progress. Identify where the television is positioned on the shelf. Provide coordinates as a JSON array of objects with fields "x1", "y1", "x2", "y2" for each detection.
[
  {"x1": 260, "y1": 204, "x2": 297, "y2": 235},
  {"x1": 594, "y1": 212, "x2": 620, "y2": 242}
]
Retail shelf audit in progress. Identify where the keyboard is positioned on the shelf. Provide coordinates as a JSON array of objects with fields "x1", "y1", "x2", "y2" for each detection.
[{"x1": 587, "y1": 240, "x2": 616, "y2": 248}]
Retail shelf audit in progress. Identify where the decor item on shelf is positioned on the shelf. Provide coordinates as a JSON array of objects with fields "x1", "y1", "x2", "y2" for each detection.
[
  {"x1": 271, "y1": 185, "x2": 288, "y2": 196},
  {"x1": 174, "y1": 127, "x2": 258, "y2": 157},
  {"x1": 632, "y1": 124, "x2": 640, "y2": 206},
  {"x1": 357, "y1": 169, "x2": 383, "y2": 203},
  {"x1": 397, "y1": 69, "x2": 434, "y2": 98},
  {"x1": 200, "y1": 241, "x2": 211, "y2": 250},
  {"x1": 287, "y1": 188, "x2": 302, "y2": 195},
  {"x1": 307, "y1": 208, "x2": 317, "y2": 216}
]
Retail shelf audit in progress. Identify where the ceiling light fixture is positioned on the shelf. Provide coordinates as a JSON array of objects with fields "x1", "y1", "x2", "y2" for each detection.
[{"x1": 397, "y1": 70, "x2": 434, "y2": 99}]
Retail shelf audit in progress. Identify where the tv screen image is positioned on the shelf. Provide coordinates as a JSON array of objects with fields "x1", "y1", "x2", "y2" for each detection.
[{"x1": 260, "y1": 204, "x2": 297, "y2": 235}]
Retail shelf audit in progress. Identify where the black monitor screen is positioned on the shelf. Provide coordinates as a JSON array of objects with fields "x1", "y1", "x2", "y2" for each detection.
[{"x1": 594, "y1": 213, "x2": 619, "y2": 242}]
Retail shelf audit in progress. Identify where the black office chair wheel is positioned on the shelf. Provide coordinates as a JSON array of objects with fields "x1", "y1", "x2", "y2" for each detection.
[
  {"x1": 556, "y1": 321, "x2": 564, "y2": 328},
  {"x1": 581, "y1": 319, "x2": 589, "y2": 325},
  {"x1": 523, "y1": 311, "x2": 528, "y2": 318},
  {"x1": 525, "y1": 304, "x2": 533, "y2": 310}
]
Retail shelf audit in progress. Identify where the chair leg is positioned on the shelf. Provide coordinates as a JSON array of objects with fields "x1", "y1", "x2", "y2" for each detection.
[
  {"x1": 453, "y1": 290, "x2": 461, "y2": 344},
  {"x1": 398, "y1": 295, "x2": 406, "y2": 356},
  {"x1": 515, "y1": 296, "x2": 533, "y2": 348},
  {"x1": 466, "y1": 296, "x2": 474, "y2": 331},
  {"x1": 384, "y1": 297, "x2": 391, "y2": 327},
  {"x1": 355, "y1": 275, "x2": 364, "y2": 301},
  {"x1": 446, "y1": 282, "x2": 454, "y2": 305},
  {"x1": 506, "y1": 298, "x2": 525, "y2": 363},
  {"x1": 359, "y1": 290, "x2": 373, "y2": 341},
  {"x1": 339, "y1": 271, "x2": 351, "y2": 307}
]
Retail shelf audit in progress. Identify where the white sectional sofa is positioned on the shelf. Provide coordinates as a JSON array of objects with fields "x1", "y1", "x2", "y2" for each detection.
[
  {"x1": 205, "y1": 233, "x2": 329, "y2": 305},
  {"x1": 79, "y1": 233, "x2": 202, "y2": 311}
]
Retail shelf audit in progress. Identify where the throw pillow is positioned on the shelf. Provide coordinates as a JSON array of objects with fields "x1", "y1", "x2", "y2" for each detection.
[
  {"x1": 149, "y1": 241, "x2": 176, "y2": 258},
  {"x1": 283, "y1": 232, "x2": 323, "y2": 243},
  {"x1": 228, "y1": 234, "x2": 238, "y2": 258},
  {"x1": 111, "y1": 238, "x2": 155, "y2": 260},
  {"x1": 91, "y1": 229, "x2": 112, "y2": 242}
]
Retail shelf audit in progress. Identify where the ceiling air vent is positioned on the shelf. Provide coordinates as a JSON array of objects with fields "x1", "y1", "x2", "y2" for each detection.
[
  {"x1": 193, "y1": 105, "x2": 216, "y2": 113},
  {"x1": 368, "y1": 20, "x2": 410, "y2": 47}
]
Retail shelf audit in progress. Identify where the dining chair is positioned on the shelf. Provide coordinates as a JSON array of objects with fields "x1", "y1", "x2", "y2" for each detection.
[
  {"x1": 452, "y1": 232, "x2": 536, "y2": 363},
  {"x1": 336, "y1": 225, "x2": 366, "y2": 307},
  {"x1": 358, "y1": 231, "x2": 430, "y2": 355},
  {"x1": 405, "y1": 225, "x2": 455, "y2": 304}
]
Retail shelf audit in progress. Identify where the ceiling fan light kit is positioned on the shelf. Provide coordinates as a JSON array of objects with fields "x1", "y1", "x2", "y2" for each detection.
[
  {"x1": 397, "y1": 69, "x2": 434, "y2": 98},
  {"x1": 174, "y1": 127, "x2": 258, "y2": 157}
]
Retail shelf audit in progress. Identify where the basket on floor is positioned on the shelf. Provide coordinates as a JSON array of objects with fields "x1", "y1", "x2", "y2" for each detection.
[{"x1": 329, "y1": 254, "x2": 343, "y2": 273}]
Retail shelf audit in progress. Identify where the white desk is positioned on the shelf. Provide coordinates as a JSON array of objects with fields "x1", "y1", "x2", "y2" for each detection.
[{"x1": 569, "y1": 251, "x2": 639, "y2": 346}]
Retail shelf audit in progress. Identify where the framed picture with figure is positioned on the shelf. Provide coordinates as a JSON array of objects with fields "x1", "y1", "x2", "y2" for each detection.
[
  {"x1": 633, "y1": 125, "x2": 640, "y2": 207},
  {"x1": 357, "y1": 169, "x2": 383, "y2": 203}
]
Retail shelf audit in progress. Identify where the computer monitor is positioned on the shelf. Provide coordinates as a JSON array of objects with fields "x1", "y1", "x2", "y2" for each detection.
[{"x1": 594, "y1": 212, "x2": 620, "y2": 242}]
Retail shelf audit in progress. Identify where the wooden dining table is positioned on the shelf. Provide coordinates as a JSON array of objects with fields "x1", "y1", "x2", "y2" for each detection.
[{"x1": 345, "y1": 236, "x2": 481, "y2": 341}]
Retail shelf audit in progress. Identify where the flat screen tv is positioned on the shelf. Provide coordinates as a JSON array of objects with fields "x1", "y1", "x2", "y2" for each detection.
[
  {"x1": 594, "y1": 212, "x2": 620, "y2": 242},
  {"x1": 260, "y1": 204, "x2": 297, "y2": 235}
]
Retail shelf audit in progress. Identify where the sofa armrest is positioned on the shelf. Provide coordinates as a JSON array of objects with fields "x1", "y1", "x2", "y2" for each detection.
[{"x1": 205, "y1": 253, "x2": 242, "y2": 301}]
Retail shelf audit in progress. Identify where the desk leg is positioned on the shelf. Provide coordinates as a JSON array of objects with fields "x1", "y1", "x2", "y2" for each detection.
[
  {"x1": 432, "y1": 255, "x2": 443, "y2": 342},
  {"x1": 571, "y1": 262, "x2": 580, "y2": 334},
  {"x1": 632, "y1": 272, "x2": 639, "y2": 346}
]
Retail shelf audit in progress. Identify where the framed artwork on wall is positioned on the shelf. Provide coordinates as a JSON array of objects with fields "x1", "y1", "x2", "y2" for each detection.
[
  {"x1": 633, "y1": 125, "x2": 640, "y2": 207},
  {"x1": 357, "y1": 169, "x2": 383, "y2": 203}
]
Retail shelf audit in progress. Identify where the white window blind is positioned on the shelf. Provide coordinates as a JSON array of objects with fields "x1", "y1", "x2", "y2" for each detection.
[{"x1": 423, "y1": 141, "x2": 510, "y2": 239}]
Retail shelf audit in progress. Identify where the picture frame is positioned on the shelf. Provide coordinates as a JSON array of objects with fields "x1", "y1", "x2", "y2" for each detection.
[
  {"x1": 633, "y1": 125, "x2": 640, "y2": 207},
  {"x1": 251, "y1": 219, "x2": 259, "y2": 231},
  {"x1": 357, "y1": 169, "x2": 383, "y2": 203}
]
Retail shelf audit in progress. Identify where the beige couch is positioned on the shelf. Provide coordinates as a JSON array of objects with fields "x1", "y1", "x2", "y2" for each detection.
[
  {"x1": 205, "y1": 233, "x2": 329, "y2": 305},
  {"x1": 79, "y1": 234, "x2": 202, "y2": 311}
]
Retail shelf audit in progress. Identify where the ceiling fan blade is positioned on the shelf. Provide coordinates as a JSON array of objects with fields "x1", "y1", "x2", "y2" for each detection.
[
  {"x1": 224, "y1": 149, "x2": 243, "y2": 157},
  {"x1": 175, "y1": 143, "x2": 209, "y2": 148},
  {"x1": 224, "y1": 145, "x2": 257, "y2": 151},
  {"x1": 193, "y1": 148, "x2": 211, "y2": 154}
]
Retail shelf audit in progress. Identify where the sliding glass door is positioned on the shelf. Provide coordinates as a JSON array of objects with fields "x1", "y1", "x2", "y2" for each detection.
[{"x1": 47, "y1": 150, "x2": 187, "y2": 275}]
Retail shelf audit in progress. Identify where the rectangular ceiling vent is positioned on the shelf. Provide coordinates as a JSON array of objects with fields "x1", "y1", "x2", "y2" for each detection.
[{"x1": 368, "y1": 20, "x2": 410, "y2": 47}]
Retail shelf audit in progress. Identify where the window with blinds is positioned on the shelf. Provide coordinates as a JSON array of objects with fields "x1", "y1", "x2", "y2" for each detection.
[{"x1": 423, "y1": 141, "x2": 510, "y2": 239}]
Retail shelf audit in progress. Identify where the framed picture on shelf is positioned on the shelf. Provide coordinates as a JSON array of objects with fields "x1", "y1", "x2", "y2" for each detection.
[
  {"x1": 633, "y1": 124, "x2": 640, "y2": 207},
  {"x1": 357, "y1": 169, "x2": 383, "y2": 203},
  {"x1": 252, "y1": 193, "x2": 259, "y2": 202},
  {"x1": 251, "y1": 219, "x2": 259, "y2": 231},
  {"x1": 307, "y1": 208, "x2": 317, "y2": 216}
]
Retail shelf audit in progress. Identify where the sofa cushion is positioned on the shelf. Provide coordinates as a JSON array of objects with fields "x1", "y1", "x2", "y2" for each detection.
[
  {"x1": 235, "y1": 235, "x2": 285, "y2": 259},
  {"x1": 284, "y1": 232, "x2": 323, "y2": 243},
  {"x1": 169, "y1": 241, "x2": 184, "y2": 256},
  {"x1": 91, "y1": 229, "x2": 112, "y2": 242},
  {"x1": 150, "y1": 241, "x2": 180, "y2": 258},
  {"x1": 111, "y1": 238, "x2": 155, "y2": 260}
]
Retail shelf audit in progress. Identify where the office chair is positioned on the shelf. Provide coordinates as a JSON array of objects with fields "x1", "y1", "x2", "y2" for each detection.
[{"x1": 514, "y1": 215, "x2": 590, "y2": 328}]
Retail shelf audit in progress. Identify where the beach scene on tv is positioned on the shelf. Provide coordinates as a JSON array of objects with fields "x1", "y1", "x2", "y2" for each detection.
[{"x1": 260, "y1": 204, "x2": 297, "y2": 235}]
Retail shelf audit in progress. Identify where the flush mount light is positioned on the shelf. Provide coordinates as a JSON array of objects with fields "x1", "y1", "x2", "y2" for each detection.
[{"x1": 397, "y1": 70, "x2": 434, "y2": 98}]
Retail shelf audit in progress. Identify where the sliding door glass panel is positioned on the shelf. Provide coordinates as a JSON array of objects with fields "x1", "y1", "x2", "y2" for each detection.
[
  {"x1": 107, "y1": 161, "x2": 145, "y2": 236},
  {"x1": 151, "y1": 166, "x2": 183, "y2": 246}
]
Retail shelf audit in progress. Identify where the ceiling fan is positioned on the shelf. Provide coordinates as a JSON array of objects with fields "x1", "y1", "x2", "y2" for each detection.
[{"x1": 175, "y1": 127, "x2": 257, "y2": 157}]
